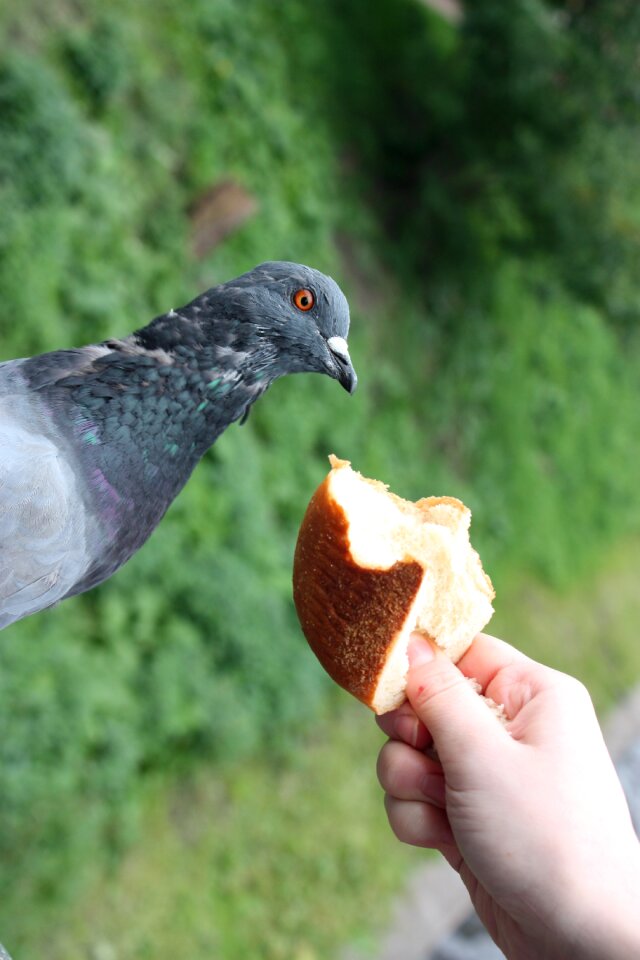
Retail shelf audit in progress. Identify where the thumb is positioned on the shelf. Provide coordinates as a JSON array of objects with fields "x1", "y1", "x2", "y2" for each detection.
[{"x1": 406, "y1": 635, "x2": 506, "y2": 764}]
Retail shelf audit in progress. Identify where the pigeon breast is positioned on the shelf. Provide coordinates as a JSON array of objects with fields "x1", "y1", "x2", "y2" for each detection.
[{"x1": 0, "y1": 362, "x2": 96, "y2": 627}]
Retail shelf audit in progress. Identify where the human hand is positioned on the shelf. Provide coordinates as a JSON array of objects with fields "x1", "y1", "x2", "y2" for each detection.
[{"x1": 376, "y1": 633, "x2": 640, "y2": 960}]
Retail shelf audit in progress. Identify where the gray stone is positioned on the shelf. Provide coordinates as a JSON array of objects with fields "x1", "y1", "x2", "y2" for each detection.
[{"x1": 432, "y1": 913, "x2": 505, "y2": 959}]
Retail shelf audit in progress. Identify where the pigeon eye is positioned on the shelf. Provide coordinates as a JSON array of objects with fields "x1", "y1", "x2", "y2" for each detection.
[{"x1": 293, "y1": 288, "x2": 315, "y2": 312}]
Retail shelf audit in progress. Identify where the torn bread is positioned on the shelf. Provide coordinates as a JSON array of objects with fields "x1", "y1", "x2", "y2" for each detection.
[{"x1": 292, "y1": 456, "x2": 495, "y2": 714}]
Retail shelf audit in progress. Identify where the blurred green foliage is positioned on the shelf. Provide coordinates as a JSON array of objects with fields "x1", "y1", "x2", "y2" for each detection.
[{"x1": 0, "y1": 0, "x2": 640, "y2": 946}]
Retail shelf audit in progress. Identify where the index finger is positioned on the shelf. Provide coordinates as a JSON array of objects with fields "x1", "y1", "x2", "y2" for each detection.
[{"x1": 455, "y1": 632, "x2": 530, "y2": 693}]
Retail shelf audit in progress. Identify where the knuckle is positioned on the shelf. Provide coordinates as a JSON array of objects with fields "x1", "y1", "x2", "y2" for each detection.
[
  {"x1": 376, "y1": 744, "x2": 392, "y2": 790},
  {"x1": 543, "y1": 667, "x2": 593, "y2": 707},
  {"x1": 560, "y1": 673, "x2": 594, "y2": 712},
  {"x1": 383, "y1": 795, "x2": 414, "y2": 845},
  {"x1": 565, "y1": 674, "x2": 590, "y2": 700},
  {"x1": 376, "y1": 740, "x2": 407, "y2": 794}
]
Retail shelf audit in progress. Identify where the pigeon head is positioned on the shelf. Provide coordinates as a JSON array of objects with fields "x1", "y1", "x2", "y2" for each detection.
[
  {"x1": 137, "y1": 261, "x2": 357, "y2": 394},
  {"x1": 217, "y1": 261, "x2": 357, "y2": 393}
]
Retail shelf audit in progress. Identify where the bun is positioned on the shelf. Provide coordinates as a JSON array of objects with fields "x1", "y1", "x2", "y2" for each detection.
[{"x1": 292, "y1": 456, "x2": 495, "y2": 714}]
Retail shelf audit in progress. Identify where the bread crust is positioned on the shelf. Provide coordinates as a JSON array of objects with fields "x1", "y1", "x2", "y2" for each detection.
[
  {"x1": 294, "y1": 458, "x2": 495, "y2": 713},
  {"x1": 293, "y1": 475, "x2": 424, "y2": 709}
]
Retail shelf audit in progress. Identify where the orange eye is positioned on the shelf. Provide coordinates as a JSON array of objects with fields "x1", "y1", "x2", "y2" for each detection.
[{"x1": 293, "y1": 288, "x2": 315, "y2": 311}]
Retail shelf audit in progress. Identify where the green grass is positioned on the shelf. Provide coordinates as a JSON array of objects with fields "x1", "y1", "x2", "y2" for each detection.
[
  {"x1": 8, "y1": 698, "x2": 421, "y2": 960},
  {"x1": 6, "y1": 537, "x2": 640, "y2": 960}
]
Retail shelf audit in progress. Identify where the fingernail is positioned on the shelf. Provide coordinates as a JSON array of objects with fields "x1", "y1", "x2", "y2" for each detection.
[
  {"x1": 394, "y1": 714, "x2": 421, "y2": 747},
  {"x1": 408, "y1": 634, "x2": 435, "y2": 667}
]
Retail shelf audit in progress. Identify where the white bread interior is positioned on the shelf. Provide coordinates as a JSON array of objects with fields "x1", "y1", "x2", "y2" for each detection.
[{"x1": 327, "y1": 456, "x2": 494, "y2": 713}]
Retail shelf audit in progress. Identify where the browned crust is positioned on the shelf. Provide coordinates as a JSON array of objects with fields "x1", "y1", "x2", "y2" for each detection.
[{"x1": 293, "y1": 474, "x2": 424, "y2": 708}]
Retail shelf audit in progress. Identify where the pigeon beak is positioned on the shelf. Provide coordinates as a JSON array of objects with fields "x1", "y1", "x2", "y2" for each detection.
[{"x1": 327, "y1": 336, "x2": 358, "y2": 395}]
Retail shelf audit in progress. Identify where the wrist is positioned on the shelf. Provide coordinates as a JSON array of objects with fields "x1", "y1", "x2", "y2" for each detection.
[{"x1": 564, "y1": 841, "x2": 640, "y2": 960}]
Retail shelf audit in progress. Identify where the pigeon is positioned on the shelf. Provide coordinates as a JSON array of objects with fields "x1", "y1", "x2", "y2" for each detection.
[{"x1": 0, "y1": 261, "x2": 357, "y2": 630}]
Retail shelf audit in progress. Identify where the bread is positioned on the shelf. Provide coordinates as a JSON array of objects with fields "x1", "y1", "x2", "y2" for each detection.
[{"x1": 292, "y1": 456, "x2": 495, "y2": 714}]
